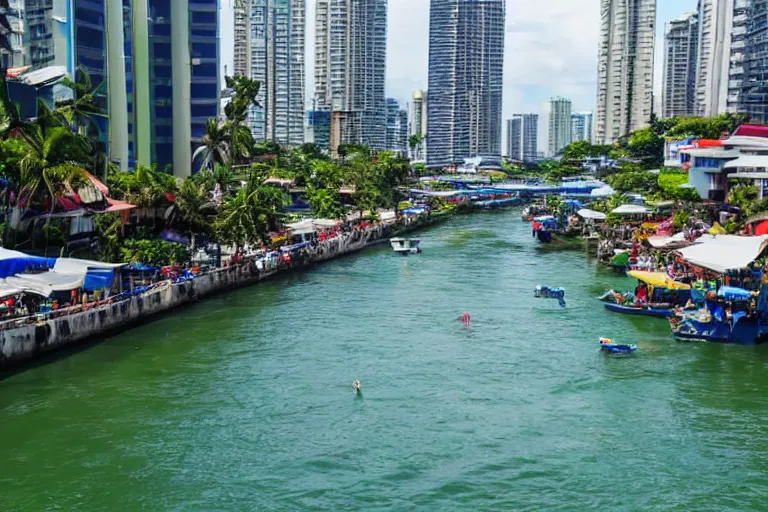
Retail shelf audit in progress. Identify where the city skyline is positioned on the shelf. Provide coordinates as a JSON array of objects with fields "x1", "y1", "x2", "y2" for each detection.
[{"x1": 219, "y1": 0, "x2": 697, "y2": 154}]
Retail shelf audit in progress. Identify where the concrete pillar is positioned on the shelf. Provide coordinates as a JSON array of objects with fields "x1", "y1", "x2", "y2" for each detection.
[
  {"x1": 106, "y1": 0, "x2": 129, "y2": 170},
  {"x1": 132, "y1": 0, "x2": 151, "y2": 167},
  {"x1": 171, "y1": 1, "x2": 191, "y2": 178}
]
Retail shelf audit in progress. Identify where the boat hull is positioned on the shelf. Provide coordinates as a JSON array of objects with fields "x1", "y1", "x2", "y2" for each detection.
[
  {"x1": 604, "y1": 303, "x2": 673, "y2": 318},
  {"x1": 670, "y1": 317, "x2": 765, "y2": 345},
  {"x1": 601, "y1": 344, "x2": 637, "y2": 353}
]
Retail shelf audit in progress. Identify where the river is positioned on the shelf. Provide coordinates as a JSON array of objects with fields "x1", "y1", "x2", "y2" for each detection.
[{"x1": 2, "y1": 208, "x2": 768, "y2": 511}]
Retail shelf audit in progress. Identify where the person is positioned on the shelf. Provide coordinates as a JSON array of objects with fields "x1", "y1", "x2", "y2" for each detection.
[
  {"x1": 634, "y1": 283, "x2": 648, "y2": 304},
  {"x1": 352, "y1": 380, "x2": 362, "y2": 395},
  {"x1": 459, "y1": 312, "x2": 471, "y2": 326}
]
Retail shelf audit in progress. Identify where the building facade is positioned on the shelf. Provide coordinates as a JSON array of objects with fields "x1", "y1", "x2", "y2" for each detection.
[
  {"x1": 726, "y1": 0, "x2": 747, "y2": 112},
  {"x1": 306, "y1": 110, "x2": 330, "y2": 150},
  {"x1": 314, "y1": 0, "x2": 387, "y2": 151},
  {"x1": 409, "y1": 89, "x2": 427, "y2": 160},
  {"x1": 233, "y1": 0, "x2": 250, "y2": 77},
  {"x1": 426, "y1": 0, "x2": 504, "y2": 168},
  {"x1": 740, "y1": 0, "x2": 768, "y2": 123},
  {"x1": 570, "y1": 111, "x2": 593, "y2": 143},
  {"x1": 506, "y1": 113, "x2": 538, "y2": 162},
  {"x1": 595, "y1": 0, "x2": 656, "y2": 144},
  {"x1": 247, "y1": 0, "x2": 305, "y2": 146},
  {"x1": 662, "y1": 11, "x2": 698, "y2": 118},
  {"x1": 385, "y1": 98, "x2": 407, "y2": 155},
  {"x1": 695, "y1": 0, "x2": 733, "y2": 116},
  {"x1": 548, "y1": 97, "x2": 571, "y2": 156}
]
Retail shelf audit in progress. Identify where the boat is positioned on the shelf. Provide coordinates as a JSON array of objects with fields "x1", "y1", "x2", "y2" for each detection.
[
  {"x1": 669, "y1": 286, "x2": 767, "y2": 344},
  {"x1": 534, "y1": 285, "x2": 566, "y2": 306},
  {"x1": 603, "y1": 302, "x2": 674, "y2": 317},
  {"x1": 599, "y1": 337, "x2": 638, "y2": 353},
  {"x1": 522, "y1": 205, "x2": 549, "y2": 221},
  {"x1": 390, "y1": 237, "x2": 421, "y2": 255},
  {"x1": 600, "y1": 271, "x2": 692, "y2": 318},
  {"x1": 532, "y1": 215, "x2": 558, "y2": 243}
]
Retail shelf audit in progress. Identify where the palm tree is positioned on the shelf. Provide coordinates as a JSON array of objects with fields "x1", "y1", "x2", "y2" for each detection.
[
  {"x1": 193, "y1": 118, "x2": 231, "y2": 170},
  {"x1": 215, "y1": 165, "x2": 288, "y2": 248},
  {"x1": 408, "y1": 134, "x2": 422, "y2": 159},
  {"x1": 173, "y1": 178, "x2": 217, "y2": 240},
  {"x1": 16, "y1": 124, "x2": 92, "y2": 208},
  {"x1": 56, "y1": 65, "x2": 108, "y2": 136}
]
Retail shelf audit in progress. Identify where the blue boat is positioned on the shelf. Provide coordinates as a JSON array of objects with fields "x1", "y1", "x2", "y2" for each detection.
[
  {"x1": 599, "y1": 338, "x2": 637, "y2": 353},
  {"x1": 603, "y1": 303, "x2": 674, "y2": 318},
  {"x1": 532, "y1": 215, "x2": 557, "y2": 244},
  {"x1": 669, "y1": 286, "x2": 768, "y2": 345}
]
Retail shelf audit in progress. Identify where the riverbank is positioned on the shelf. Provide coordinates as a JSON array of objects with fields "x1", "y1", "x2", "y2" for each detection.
[{"x1": 0, "y1": 208, "x2": 456, "y2": 370}]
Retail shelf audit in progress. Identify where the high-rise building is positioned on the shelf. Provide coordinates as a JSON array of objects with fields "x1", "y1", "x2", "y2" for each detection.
[
  {"x1": 121, "y1": 0, "x2": 220, "y2": 176},
  {"x1": 314, "y1": 0, "x2": 387, "y2": 151},
  {"x1": 506, "y1": 113, "x2": 538, "y2": 162},
  {"x1": 695, "y1": 0, "x2": 733, "y2": 117},
  {"x1": 426, "y1": 0, "x2": 504, "y2": 168},
  {"x1": 570, "y1": 111, "x2": 594, "y2": 143},
  {"x1": 247, "y1": 0, "x2": 305, "y2": 146},
  {"x1": 740, "y1": 0, "x2": 768, "y2": 123},
  {"x1": 595, "y1": 0, "x2": 656, "y2": 144},
  {"x1": 385, "y1": 98, "x2": 408, "y2": 155},
  {"x1": 409, "y1": 89, "x2": 427, "y2": 160},
  {"x1": 306, "y1": 110, "x2": 330, "y2": 150},
  {"x1": 662, "y1": 11, "x2": 698, "y2": 118},
  {"x1": 726, "y1": 0, "x2": 747, "y2": 113},
  {"x1": 233, "y1": 0, "x2": 250, "y2": 77},
  {"x1": 548, "y1": 97, "x2": 572, "y2": 156}
]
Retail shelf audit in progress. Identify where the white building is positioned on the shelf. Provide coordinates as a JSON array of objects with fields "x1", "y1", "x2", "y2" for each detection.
[
  {"x1": 314, "y1": 0, "x2": 388, "y2": 150},
  {"x1": 695, "y1": 0, "x2": 733, "y2": 117},
  {"x1": 247, "y1": 0, "x2": 306, "y2": 146},
  {"x1": 595, "y1": 0, "x2": 656, "y2": 144},
  {"x1": 662, "y1": 12, "x2": 698, "y2": 118},
  {"x1": 506, "y1": 114, "x2": 538, "y2": 162},
  {"x1": 548, "y1": 97, "x2": 571, "y2": 157},
  {"x1": 570, "y1": 111, "x2": 593, "y2": 144},
  {"x1": 409, "y1": 89, "x2": 428, "y2": 160}
]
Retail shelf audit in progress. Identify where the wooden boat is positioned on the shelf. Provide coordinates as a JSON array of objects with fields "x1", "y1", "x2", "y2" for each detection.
[
  {"x1": 599, "y1": 337, "x2": 637, "y2": 353},
  {"x1": 603, "y1": 302, "x2": 674, "y2": 318}
]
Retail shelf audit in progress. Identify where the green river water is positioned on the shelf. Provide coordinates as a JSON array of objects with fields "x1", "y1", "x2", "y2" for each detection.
[{"x1": 2, "y1": 208, "x2": 768, "y2": 511}]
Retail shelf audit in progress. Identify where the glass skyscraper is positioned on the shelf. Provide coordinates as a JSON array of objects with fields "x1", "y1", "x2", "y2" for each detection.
[{"x1": 426, "y1": 0, "x2": 504, "y2": 168}]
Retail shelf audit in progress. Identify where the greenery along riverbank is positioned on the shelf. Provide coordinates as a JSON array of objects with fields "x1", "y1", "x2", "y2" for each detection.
[{"x1": 0, "y1": 73, "x2": 411, "y2": 265}]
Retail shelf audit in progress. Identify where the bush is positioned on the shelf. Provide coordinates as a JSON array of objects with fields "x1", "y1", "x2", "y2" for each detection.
[{"x1": 120, "y1": 238, "x2": 190, "y2": 266}]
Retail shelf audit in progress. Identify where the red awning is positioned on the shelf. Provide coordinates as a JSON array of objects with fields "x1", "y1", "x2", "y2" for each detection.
[{"x1": 733, "y1": 124, "x2": 768, "y2": 139}]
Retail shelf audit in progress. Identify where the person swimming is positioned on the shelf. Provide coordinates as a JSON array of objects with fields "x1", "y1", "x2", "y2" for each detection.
[
  {"x1": 459, "y1": 312, "x2": 471, "y2": 326},
  {"x1": 352, "y1": 380, "x2": 362, "y2": 395}
]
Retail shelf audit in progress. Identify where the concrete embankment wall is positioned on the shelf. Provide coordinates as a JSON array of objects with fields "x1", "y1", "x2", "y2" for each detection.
[{"x1": 0, "y1": 218, "x2": 433, "y2": 369}]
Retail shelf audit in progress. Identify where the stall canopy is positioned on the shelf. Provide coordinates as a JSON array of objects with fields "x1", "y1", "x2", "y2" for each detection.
[
  {"x1": 0, "y1": 248, "x2": 56, "y2": 278},
  {"x1": 627, "y1": 270, "x2": 691, "y2": 290},
  {"x1": 6, "y1": 273, "x2": 85, "y2": 297},
  {"x1": 647, "y1": 232, "x2": 687, "y2": 248},
  {"x1": 576, "y1": 208, "x2": 607, "y2": 221},
  {"x1": 677, "y1": 235, "x2": 768, "y2": 273},
  {"x1": 611, "y1": 204, "x2": 650, "y2": 215}
]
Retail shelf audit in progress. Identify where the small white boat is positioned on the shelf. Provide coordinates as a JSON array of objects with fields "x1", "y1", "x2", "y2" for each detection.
[{"x1": 390, "y1": 237, "x2": 422, "y2": 255}]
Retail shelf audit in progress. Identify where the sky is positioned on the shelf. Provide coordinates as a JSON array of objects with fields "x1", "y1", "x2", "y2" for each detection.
[{"x1": 220, "y1": 0, "x2": 698, "y2": 150}]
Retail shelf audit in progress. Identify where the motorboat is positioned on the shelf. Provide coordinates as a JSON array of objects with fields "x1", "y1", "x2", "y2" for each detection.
[
  {"x1": 390, "y1": 237, "x2": 422, "y2": 255},
  {"x1": 599, "y1": 337, "x2": 637, "y2": 353}
]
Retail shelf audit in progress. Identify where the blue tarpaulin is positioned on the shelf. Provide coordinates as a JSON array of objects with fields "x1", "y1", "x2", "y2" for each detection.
[
  {"x1": 0, "y1": 248, "x2": 56, "y2": 278},
  {"x1": 83, "y1": 268, "x2": 115, "y2": 291},
  {"x1": 717, "y1": 286, "x2": 753, "y2": 301}
]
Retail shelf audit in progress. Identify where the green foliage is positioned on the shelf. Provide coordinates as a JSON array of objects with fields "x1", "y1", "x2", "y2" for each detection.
[
  {"x1": 672, "y1": 210, "x2": 690, "y2": 230},
  {"x1": 94, "y1": 213, "x2": 124, "y2": 263},
  {"x1": 606, "y1": 170, "x2": 658, "y2": 194},
  {"x1": 306, "y1": 186, "x2": 344, "y2": 219},
  {"x1": 664, "y1": 113, "x2": 744, "y2": 140},
  {"x1": 657, "y1": 170, "x2": 699, "y2": 201},
  {"x1": 120, "y1": 238, "x2": 190, "y2": 266}
]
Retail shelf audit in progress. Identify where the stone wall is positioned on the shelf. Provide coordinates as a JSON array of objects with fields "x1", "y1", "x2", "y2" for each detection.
[{"x1": 0, "y1": 218, "x2": 428, "y2": 369}]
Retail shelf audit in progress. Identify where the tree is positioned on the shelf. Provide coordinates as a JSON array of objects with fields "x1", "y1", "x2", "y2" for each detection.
[
  {"x1": 193, "y1": 119, "x2": 231, "y2": 170},
  {"x1": 306, "y1": 186, "x2": 344, "y2": 219},
  {"x1": 56, "y1": 65, "x2": 108, "y2": 137},
  {"x1": 173, "y1": 177, "x2": 217, "y2": 239},
  {"x1": 408, "y1": 133, "x2": 423, "y2": 158}
]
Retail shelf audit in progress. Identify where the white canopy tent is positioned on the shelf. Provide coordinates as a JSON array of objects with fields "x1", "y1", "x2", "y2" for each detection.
[
  {"x1": 590, "y1": 185, "x2": 616, "y2": 198},
  {"x1": 576, "y1": 208, "x2": 607, "y2": 221},
  {"x1": 648, "y1": 232, "x2": 687, "y2": 248},
  {"x1": 611, "y1": 204, "x2": 650, "y2": 215},
  {"x1": 6, "y1": 273, "x2": 85, "y2": 297},
  {"x1": 676, "y1": 235, "x2": 768, "y2": 273}
]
